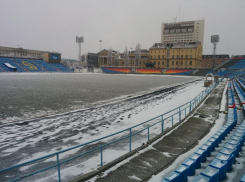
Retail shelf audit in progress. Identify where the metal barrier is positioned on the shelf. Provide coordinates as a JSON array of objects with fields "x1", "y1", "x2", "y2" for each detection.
[{"x1": 0, "y1": 80, "x2": 221, "y2": 182}]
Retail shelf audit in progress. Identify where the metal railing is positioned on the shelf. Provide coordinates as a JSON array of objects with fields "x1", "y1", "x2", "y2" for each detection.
[{"x1": 0, "y1": 80, "x2": 221, "y2": 182}]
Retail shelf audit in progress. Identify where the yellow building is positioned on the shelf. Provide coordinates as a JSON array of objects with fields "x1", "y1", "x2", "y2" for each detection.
[
  {"x1": 116, "y1": 49, "x2": 149, "y2": 68},
  {"x1": 98, "y1": 49, "x2": 119, "y2": 67},
  {"x1": 148, "y1": 42, "x2": 202, "y2": 69}
]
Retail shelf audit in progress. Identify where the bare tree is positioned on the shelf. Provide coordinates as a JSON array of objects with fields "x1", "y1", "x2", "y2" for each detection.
[
  {"x1": 108, "y1": 48, "x2": 113, "y2": 66},
  {"x1": 135, "y1": 43, "x2": 141, "y2": 68},
  {"x1": 124, "y1": 47, "x2": 129, "y2": 67}
]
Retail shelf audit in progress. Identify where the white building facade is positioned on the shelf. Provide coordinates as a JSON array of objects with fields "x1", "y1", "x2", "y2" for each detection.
[{"x1": 161, "y1": 20, "x2": 205, "y2": 48}]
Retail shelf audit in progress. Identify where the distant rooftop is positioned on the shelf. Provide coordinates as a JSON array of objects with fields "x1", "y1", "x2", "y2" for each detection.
[
  {"x1": 202, "y1": 55, "x2": 229, "y2": 58},
  {"x1": 150, "y1": 42, "x2": 201, "y2": 49},
  {"x1": 0, "y1": 46, "x2": 61, "y2": 54}
]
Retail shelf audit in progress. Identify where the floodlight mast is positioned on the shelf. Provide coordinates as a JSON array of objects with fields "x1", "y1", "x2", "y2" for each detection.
[
  {"x1": 211, "y1": 35, "x2": 220, "y2": 68},
  {"x1": 76, "y1": 36, "x2": 84, "y2": 62}
]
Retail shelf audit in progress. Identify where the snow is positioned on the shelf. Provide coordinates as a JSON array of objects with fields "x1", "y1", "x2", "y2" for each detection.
[
  {"x1": 148, "y1": 82, "x2": 227, "y2": 182},
  {"x1": 4, "y1": 63, "x2": 16, "y2": 69},
  {"x1": 0, "y1": 79, "x2": 209, "y2": 182},
  {"x1": 162, "y1": 152, "x2": 172, "y2": 157},
  {"x1": 128, "y1": 175, "x2": 141, "y2": 181}
]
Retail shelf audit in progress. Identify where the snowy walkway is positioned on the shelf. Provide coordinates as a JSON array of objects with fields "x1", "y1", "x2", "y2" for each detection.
[{"x1": 72, "y1": 81, "x2": 226, "y2": 181}]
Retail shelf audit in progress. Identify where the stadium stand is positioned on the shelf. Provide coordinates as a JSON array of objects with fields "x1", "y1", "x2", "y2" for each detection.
[
  {"x1": 194, "y1": 69, "x2": 213, "y2": 76},
  {"x1": 50, "y1": 63, "x2": 72, "y2": 72},
  {"x1": 213, "y1": 70, "x2": 233, "y2": 77},
  {"x1": 32, "y1": 59, "x2": 58, "y2": 72},
  {"x1": 0, "y1": 57, "x2": 71, "y2": 73},
  {"x1": 0, "y1": 57, "x2": 25, "y2": 72},
  {"x1": 229, "y1": 59, "x2": 245, "y2": 70},
  {"x1": 163, "y1": 69, "x2": 194, "y2": 75},
  {"x1": 136, "y1": 68, "x2": 162, "y2": 74},
  {"x1": 218, "y1": 59, "x2": 243, "y2": 69},
  {"x1": 14, "y1": 58, "x2": 44, "y2": 72},
  {"x1": 161, "y1": 79, "x2": 245, "y2": 182},
  {"x1": 101, "y1": 67, "x2": 195, "y2": 75},
  {"x1": 100, "y1": 67, "x2": 131, "y2": 73}
]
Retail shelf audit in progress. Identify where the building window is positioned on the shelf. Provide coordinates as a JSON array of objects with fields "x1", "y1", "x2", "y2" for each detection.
[
  {"x1": 190, "y1": 61, "x2": 192, "y2": 65},
  {"x1": 185, "y1": 55, "x2": 188, "y2": 59},
  {"x1": 181, "y1": 55, "x2": 183, "y2": 59},
  {"x1": 177, "y1": 55, "x2": 179, "y2": 59},
  {"x1": 158, "y1": 55, "x2": 160, "y2": 59},
  {"x1": 185, "y1": 61, "x2": 187, "y2": 66},
  {"x1": 162, "y1": 61, "x2": 164, "y2": 65},
  {"x1": 176, "y1": 61, "x2": 178, "y2": 65},
  {"x1": 172, "y1": 55, "x2": 175, "y2": 59},
  {"x1": 158, "y1": 61, "x2": 160, "y2": 65},
  {"x1": 151, "y1": 55, "x2": 152, "y2": 59},
  {"x1": 190, "y1": 55, "x2": 192, "y2": 59},
  {"x1": 154, "y1": 55, "x2": 156, "y2": 59},
  {"x1": 162, "y1": 55, "x2": 164, "y2": 59},
  {"x1": 172, "y1": 61, "x2": 174, "y2": 65},
  {"x1": 181, "y1": 61, "x2": 183, "y2": 65}
]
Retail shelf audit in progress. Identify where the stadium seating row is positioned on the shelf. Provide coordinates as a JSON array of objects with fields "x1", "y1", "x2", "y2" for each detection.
[
  {"x1": 0, "y1": 57, "x2": 71, "y2": 72},
  {"x1": 161, "y1": 80, "x2": 245, "y2": 182},
  {"x1": 100, "y1": 67, "x2": 195, "y2": 75},
  {"x1": 229, "y1": 59, "x2": 245, "y2": 70}
]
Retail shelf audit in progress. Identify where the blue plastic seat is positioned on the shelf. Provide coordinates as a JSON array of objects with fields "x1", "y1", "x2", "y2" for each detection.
[
  {"x1": 209, "y1": 137, "x2": 218, "y2": 148},
  {"x1": 182, "y1": 158, "x2": 196, "y2": 176},
  {"x1": 165, "y1": 172, "x2": 179, "y2": 182},
  {"x1": 191, "y1": 174, "x2": 211, "y2": 182},
  {"x1": 220, "y1": 148, "x2": 237, "y2": 159},
  {"x1": 217, "y1": 130, "x2": 225, "y2": 140},
  {"x1": 224, "y1": 143, "x2": 239, "y2": 157},
  {"x1": 200, "y1": 166, "x2": 219, "y2": 182},
  {"x1": 215, "y1": 153, "x2": 234, "y2": 172},
  {"x1": 228, "y1": 139, "x2": 242, "y2": 152},
  {"x1": 204, "y1": 141, "x2": 215, "y2": 152},
  {"x1": 174, "y1": 165, "x2": 188, "y2": 182},
  {"x1": 200, "y1": 145, "x2": 211, "y2": 157},
  {"x1": 195, "y1": 148, "x2": 207, "y2": 163},
  {"x1": 189, "y1": 153, "x2": 202, "y2": 169},
  {"x1": 212, "y1": 134, "x2": 221, "y2": 144},
  {"x1": 209, "y1": 159, "x2": 227, "y2": 181}
]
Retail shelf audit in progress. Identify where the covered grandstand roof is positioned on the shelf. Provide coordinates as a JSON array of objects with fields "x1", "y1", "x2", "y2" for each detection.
[
  {"x1": 202, "y1": 54, "x2": 229, "y2": 58},
  {"x1": 149, "y1": 41, "x2": 201, "y2": 49}
]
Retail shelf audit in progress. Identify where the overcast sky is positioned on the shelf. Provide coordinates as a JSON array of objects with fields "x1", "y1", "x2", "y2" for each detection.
[{"x1": 0, "y1": 0, "x2": 244, "y2": 59}]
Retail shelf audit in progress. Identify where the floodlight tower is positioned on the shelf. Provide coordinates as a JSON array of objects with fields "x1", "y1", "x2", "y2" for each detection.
[
  {"x1": 211, "y1": 35, "x2": 220, "y2": 68},
  {"x1": 76, "y1": 36, "x2": 84, "y2": 62},
  {"x1": 99, "y1": 40, "x2": 102, "y2": 66}
]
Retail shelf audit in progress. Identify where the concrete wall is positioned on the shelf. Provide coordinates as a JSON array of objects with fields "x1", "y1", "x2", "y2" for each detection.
[{"x1": 74, "y1": 68, "x2": 87, "y2": 73}]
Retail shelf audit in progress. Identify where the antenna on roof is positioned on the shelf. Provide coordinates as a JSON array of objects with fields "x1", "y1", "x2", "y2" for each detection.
[
  {"x1": 179, "y1": 7, "x2": 180, "y2": 22},
  {"x1": 172, "y1": 17, "x2": 177, "y2": 23}
]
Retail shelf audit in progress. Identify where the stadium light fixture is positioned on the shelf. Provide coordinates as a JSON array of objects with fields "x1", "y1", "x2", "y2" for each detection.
[
  {"x1": 76, "y1": 36, "x2": 84, "y2": 62},
  {"x1": 211, "y1": 35, "x2": 220, "y2": 68}
]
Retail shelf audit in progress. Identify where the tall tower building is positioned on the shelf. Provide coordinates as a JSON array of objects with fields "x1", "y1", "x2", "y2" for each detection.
[{"x1": 161, "y1": 19, "x2": 205, "y2": 48}]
